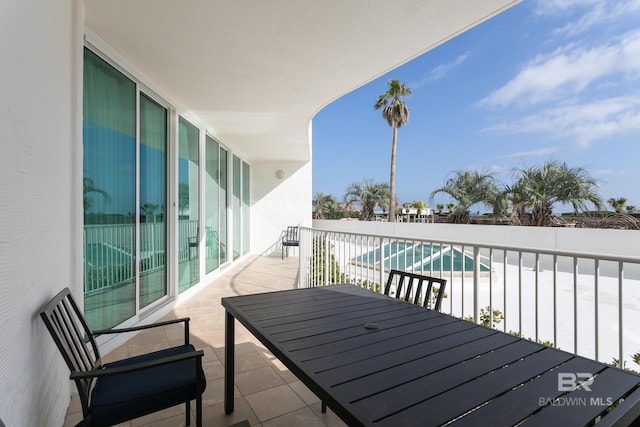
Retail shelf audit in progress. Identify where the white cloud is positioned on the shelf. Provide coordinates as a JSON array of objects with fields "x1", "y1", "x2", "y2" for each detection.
[
  {"x1": 551, "y1": 0, "x2": 640, "y2": 37},
  {"x1": 478, "y1": 30, "x2": 640, "y2": 109},
  {"x1": 596, "y1": 169, "x2": 615, "y2": 175},
  {"x1": 481, "y1": 95, "x2": 640, "y2": 146},
  {"x1": 534, "y1": 0, "x2": 602, "y2": 17},
  {"x1": 502, "y1": 147, "x2": 558, "y2": 159},
  {"x1": 428, "y1": 53, "x2": 469, "y2": 81},
  {"x1": 411, "y1": 52, "x2": 470, "y2": 88}
]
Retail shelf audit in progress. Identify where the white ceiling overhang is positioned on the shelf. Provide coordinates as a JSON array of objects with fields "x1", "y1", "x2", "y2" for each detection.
[{"x1": 83, "y1": 0, "x2": 520, "y2": 162}]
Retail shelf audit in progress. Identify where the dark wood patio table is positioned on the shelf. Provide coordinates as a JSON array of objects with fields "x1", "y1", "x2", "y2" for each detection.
[{"x1": 222, "y1": 284, "x2": 640, "y2": 426}]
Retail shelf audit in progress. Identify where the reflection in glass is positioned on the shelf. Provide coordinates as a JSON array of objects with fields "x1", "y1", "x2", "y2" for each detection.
[
  {"x1": 233, "y1": 155, "x2": 242, "y2": 260},
  {"x1": 139, "y1": 94, "x2": 167, "y2": 308},
  {"x1": 83, "y1": 48, "x2": 136, "y2": 330},
  {"x1": 205, "y1": 136, "x2": 219, "y2": 273},
  {"x1": 178, "y1": 117, "x2": 200, "y2": 292},
  {"x1": 242, "y1": 161, "x2": 250, "y2": 255},
  {"x1": 219, "y1": 148, "x2": 228, "y2": 264}
]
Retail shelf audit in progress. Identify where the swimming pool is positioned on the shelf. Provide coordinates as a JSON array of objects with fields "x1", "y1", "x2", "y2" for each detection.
[{"x1": 353, "y1": 242, "x2": 490, "y2": 273}]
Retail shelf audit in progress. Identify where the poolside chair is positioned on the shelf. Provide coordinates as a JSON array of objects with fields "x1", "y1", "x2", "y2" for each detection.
[
  {"x1": 40, "y1": 288, "x2": 206, "y2": 427},
  {"x1": 188, "y1": 226, "x2": 199, "y2": 259},
  {"x1": 384, "y1": 269, "x2": 447, "y2": 311},
  {"x1": 281, "y1": 226, "x2": 299, "y2": 259}
]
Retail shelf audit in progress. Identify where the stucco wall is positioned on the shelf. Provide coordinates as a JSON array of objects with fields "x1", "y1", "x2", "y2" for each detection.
[
  {"x1": 251, "y1": 161, "x2": 312, "y2": 256},
  {"x1": 0, "y1": 0, "x2": 81, "y2": 425}
]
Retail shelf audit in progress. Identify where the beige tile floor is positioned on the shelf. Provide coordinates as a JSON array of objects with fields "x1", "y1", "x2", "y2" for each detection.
[{"x1": 64, "y1": 255, "x2": 347, "y2": 427}]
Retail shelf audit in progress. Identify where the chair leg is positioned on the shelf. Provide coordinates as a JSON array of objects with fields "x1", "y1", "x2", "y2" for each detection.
[
  {"x1": 196, "y1": 393, "x2": 203, "y2": 427},
  {"x1": 186, "y1": 400, "x2": 191, "y2": 425},
  {"x1": 322, "y1": 401, "x2": 327, "y2": 413}
]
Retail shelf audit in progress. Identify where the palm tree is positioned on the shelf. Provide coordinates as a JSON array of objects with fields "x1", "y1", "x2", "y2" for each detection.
[
  {"x1": 510, "y1": 161, "x2": 602, "y2": 226},
  {"x1": 178, "y1": 182, "x2": 190, "y2": 216},
  {"x1": 374, "y1": 79, "x2": 412, "y2": 223},
  {"x1": 429, "y1": 170, "x2": 499, "y2": 224},
  {"x1": 411, "y1": 200, "x2": 427, "y2": 215},
  {"x1": 412, "y1": 200, "x2": 427, "y2": 222},
  {"x1": 344, "y1": 179, "x2": 390, "y2": 221},
  {"x1": 401, "y1": 202, "x2": 412, "y2": 221},
  {"x1": 313, "y1": 192, "x2": 339, "y2": 219},
  {"x1": 141, "y1": 203, "x2": 159, "y2": 222},
  {"x1": 83, "y1": 177, "x2": 111, "y2": 213},
  {"x1": 504, "y1": 180, "x2": 529, "y2": 225},
  {"x1": 608, "y1": 197, "x2": 627, "y2": 213}
]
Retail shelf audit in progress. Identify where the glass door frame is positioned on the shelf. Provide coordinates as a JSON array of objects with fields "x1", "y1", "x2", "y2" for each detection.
[{"x1": 137, "y1": 85, "x2": 174, "y2": 315}]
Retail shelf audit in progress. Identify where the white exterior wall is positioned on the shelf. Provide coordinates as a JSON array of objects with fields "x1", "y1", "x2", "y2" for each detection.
[
  {"x1": 0, "y1": 1, "x2": 313, "y2": 420},
  {"x1": 312, "y1": 220, "x2": 640, "y2": 258},
  {"x1": 251, "y1": 161, "x2": 312, "y2": 256},
  {"x1": 0, "y1": 1, "x2": 82, "y2": 425}
]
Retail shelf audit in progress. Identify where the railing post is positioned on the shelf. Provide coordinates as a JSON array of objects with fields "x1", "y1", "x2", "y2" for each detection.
[
  {"x1": 324, "y1": 232, "x2": 330, "y2": 285},
  {"x1": 619, "y1": 261, "x2": 624, "y2": 368},
  {"x1": 298, "y1": 228, "x2": 305, "y2": 288},
  {"x1": 378, "y1": 237, "x2": 384, "y2": 294},
  {"x1": 474, "y1": 246, "x2": 480, "y2": 323}
]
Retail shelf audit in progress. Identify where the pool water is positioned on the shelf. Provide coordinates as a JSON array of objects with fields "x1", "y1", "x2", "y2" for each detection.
[{"x1": 353, "y1": 242, "x2": 490, "y2": 273}]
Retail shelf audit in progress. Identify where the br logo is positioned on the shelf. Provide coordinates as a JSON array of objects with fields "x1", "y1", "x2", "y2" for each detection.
[{"x1": 558, "y1": 373, "x2": 594, "y2": 392}]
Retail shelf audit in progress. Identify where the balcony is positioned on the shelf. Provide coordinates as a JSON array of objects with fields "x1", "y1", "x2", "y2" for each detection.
[
  {"x1": 299, "y1": 221, "x2": 640, "y2": 369},
  {"x1": 65, "y1": 221, "x2": 640, "y2": 426},
  {"x1": 65, "y1": 255, "x2": 347, "y2": 427}
]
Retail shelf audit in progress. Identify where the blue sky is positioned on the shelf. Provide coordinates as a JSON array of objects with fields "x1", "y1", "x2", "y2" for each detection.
[{"x1": 312, "y1": 0, "x2": 640, "y2": 212}]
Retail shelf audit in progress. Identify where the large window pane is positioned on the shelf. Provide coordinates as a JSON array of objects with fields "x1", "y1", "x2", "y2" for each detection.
[
  {"x1": 83, "y1": 48, "x2": 136, "y2": 330},
  {"x1": 242, "y1": 161, "x2": 250, "y2": 255},
  {"x1": 219, "y1": 148, "x2": 228, "y2": 264},
  {"x1": 139, "y1": 94, "x2": 167, "y2": 308},
  {"x1": 233, "y1": 155, "x2": 241, "y2": 260},
  {"x1": 205, "y1": 136, "x2": 219, "y2": 273},
  {"x1": 178, "y1": 117, "x2": 200, "y2": 292}
]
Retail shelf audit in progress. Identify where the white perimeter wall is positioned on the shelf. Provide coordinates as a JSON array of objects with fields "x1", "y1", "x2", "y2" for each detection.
[
  {"x1": 0, "y1": 0, "x2": 82, "y2": 425},
  {"x1": 252, "y1": 161, "x2": 312, "y2": 256},
  {"x1": 312, "y1": 220, "x2": 640, "y2": 259}
]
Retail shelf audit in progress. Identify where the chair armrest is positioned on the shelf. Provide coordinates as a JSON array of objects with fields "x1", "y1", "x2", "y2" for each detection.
[
  {"x1": 70, "y1": 349, "x2": 204, "y2": 380},
  {"x1": 93, "y1": 317, "x2": 191, "y2": 345}
]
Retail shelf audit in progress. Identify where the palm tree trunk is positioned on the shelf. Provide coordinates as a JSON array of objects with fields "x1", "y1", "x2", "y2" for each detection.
[{"x1": 389, "y1": 126, "x2": 398, "y2": 222}]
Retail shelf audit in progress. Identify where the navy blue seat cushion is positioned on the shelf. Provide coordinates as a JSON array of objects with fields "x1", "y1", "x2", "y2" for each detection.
[
  {"x1": 90, "y1": 344, "x2": 206, "y2": 426},
  {"x1": 283, "y1": 240, "x2": 299, "y2": 246}
]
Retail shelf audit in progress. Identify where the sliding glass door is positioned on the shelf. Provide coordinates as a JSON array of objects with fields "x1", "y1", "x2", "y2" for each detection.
[
  {"x1": 83, "y1": 47, "x2": 250, "y2": 329},
  {"x1": 139, "y1": 94, "x2": 167, "y2": 308},
  {"x1": 233, "y1": 156, "x2": 251, "y2": 259},
  {"x1": 83, "y1": 49, "x2": 137, "y2": 330},
  {"x1": 233, "y1": 156, "x2": 242, "y2": 260},
  {"x1": 205, "y1": 136, "x2": 220, "y2": 273},
  {"x1": 219, "y1": 147, "x2": 228, "y2": 265},
  {"x1": 178, "y1": 117, "x2": 200, "y2": 293},
  {"x1": 83, "y1": 48, "x2": 169, "y2": 329},
  {"x1": 242, "y1": 160, "x2": 250, "y2": 256}
]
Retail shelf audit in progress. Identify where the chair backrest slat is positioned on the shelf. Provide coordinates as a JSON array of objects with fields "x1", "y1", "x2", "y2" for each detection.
[
  {"x1": 56, "y1": 299, "x2": 95, "y2": 372},
  {"x1": 40, "y1": 288, "x2": 101, "y2": 415},
  {"x1": 384, "y1": 269, "x2": 447, "y2": 311},
  {"x1": 286, "y1": 226, "x2": 298, "y2": 241}
]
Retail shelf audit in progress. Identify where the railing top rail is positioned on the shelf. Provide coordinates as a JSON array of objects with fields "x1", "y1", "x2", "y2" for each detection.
[{"x1": 301, "y1": 226, "x2": 640, "y2": 265}]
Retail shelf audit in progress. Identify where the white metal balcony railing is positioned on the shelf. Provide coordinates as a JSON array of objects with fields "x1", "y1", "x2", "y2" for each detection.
[{"x1": 297, "y1": 225, "x2": 640, "y2": 368}]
